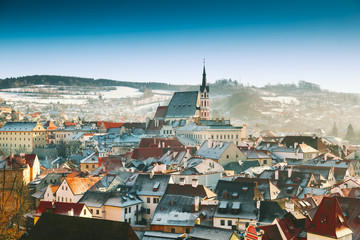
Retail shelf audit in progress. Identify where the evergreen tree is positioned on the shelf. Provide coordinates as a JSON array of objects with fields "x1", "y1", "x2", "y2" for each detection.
[
  {"x1": 345, "y1": 123, "x2": 356, "y2": 142},
  {"x1": 331, "y1": 122, "x2": 338, "y2": 136}
]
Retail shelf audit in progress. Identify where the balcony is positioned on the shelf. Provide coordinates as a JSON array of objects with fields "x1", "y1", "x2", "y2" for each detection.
[{"x1": 135, "y1": 207, "x2": 146, "y2": 215}]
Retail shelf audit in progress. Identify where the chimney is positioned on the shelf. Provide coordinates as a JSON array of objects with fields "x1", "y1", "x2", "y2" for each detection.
[
  {"x1": 194, "y1": 196, "x2": 200, "y2": 212},
  {"x1": 216, "y1": 118, "x2": 219, "y2": 123},
  {"x1": 184, "y1": 158, "x2": 188, "y2": 169},
  {"x1": 256, "y1": 200, "x2": 261, "y2": 210},
  {"x1": 162, "y1": 142, "x2": 165, "y2": 148},
  {"x1": 195, "y1": 217, "x2": 201, "y2": 225},
  {"x1": 170, "y1": 199, "x2": 174, "y2": 205},
  {"x1": 310, "y1": 187, "x2": 313, "y2": 197},
  {"x1": 207, "y1": 140, "x2": 212, "y2": 149},
  {"x1": 68, "y1": 208, "x2": 74, "y2": 216},
  {"x1": 150, "y1": 171, "x2": 154, "y2": 179},
  {"x1": 224, "y1": 191, "x2": 228, "y2": 199},
  {"x1": 192, "y1": 179, "x2": 199, "y2": 188},
  {"x1": 275, "y1": 170, "x2": 279, "y2": 180},
  {"x1": 288, "y1": 167, "x2": 292, "y2": 178},
  {"x1": 221, "y1": 118, "x2": 224, "y2": 124},
  {"x1": 294, "y1": 142, "x2": 298, "y2": 149}
]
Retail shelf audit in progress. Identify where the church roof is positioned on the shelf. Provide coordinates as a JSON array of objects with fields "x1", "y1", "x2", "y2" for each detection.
[{"x1": 165, "y1": 91, "x2": 199, "y2": 118}]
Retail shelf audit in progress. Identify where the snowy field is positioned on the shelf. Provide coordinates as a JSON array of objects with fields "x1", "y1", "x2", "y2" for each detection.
[{"x1": 0, "y1": 85, "x2": 172, "y2": 104}]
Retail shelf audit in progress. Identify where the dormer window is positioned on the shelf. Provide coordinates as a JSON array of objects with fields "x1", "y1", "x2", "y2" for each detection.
[{"x1": 153, "y1": 182, "x2": 160, "y2": 192}]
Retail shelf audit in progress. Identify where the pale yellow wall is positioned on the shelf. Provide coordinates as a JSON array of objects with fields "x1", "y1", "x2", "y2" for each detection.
[{"x1": 0, "y1": 123, "x2": 46, "y2": 154}]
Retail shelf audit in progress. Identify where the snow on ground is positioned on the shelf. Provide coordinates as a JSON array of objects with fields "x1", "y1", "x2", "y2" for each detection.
[
  {"x1": 261, "y1": 96, "x2": 300, "y2": 105},
  {"x1": 101, "y1": 87, "x2": 143, "y2": 99},
  {"x1": 0, "y1": 86, "x2": 147, "y2": 104},
  {"x1": 152, "y1": 90, "x2": 173, "y2": 95}
]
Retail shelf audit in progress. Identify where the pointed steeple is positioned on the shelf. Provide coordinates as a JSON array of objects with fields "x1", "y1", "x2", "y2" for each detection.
[
  {"x1": 202, "y1": 59, "x2": 207, "y2": 87},
  {"x1": 200, "y1": 59, "x2": 209, "y2": 93}
]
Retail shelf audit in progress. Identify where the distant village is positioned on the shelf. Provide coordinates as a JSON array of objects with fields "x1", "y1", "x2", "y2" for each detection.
[{"x1": 1, "y1": 67, "x2": 360, "y2": 240}]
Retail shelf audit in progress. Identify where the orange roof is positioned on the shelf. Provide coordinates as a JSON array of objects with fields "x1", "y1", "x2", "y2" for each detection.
[
  {"x1": 83, "y1": 133, "x2": 95, "y2": 136},
  {"x1": 65, "y1": 177, "x2": 101, "y2": 195},
  {"x1": 64, "y1": 121, "x2": 77, "y2": 126},
  {"x1": 50, "y1": 185, "x2": 60, "y2": 194},
  {"x1": 99, "y1": 122, "x2": 124, "y2": 129}
]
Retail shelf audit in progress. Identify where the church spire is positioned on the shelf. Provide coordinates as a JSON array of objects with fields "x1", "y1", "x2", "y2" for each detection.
[
  {"x1": 200, "y1": 59, "x2": 209, "y2": 93},
  {"x1": 202, "y1": 58, "x2": 207, "y2": 88}
]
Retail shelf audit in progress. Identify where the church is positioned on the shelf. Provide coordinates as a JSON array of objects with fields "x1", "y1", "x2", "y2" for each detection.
[{"x1": 163, "y1": 64, "x2": 210, "y2": 121}]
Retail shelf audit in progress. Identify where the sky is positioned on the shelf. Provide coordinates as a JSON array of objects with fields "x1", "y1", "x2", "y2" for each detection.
[{"x1": 0, "y1": 0, "x2": 360, "y2": 92}]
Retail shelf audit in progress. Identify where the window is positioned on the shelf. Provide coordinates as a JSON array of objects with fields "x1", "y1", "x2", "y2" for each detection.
[
  {"x1": 86, "y1": 165, "x2": 89, "y2": 169},
  {"x1": 90, "y1": 209, "x2": 93, "y2": 214},
  {"x1": 146, "y1": 209, "x2": 150, "y2": 214},
  {"x1": 84, "y1": 209, "x2": 86, "y2": 215},
  {"x1": 186, "y1": 228, "x2": 190, "y2": 233},
  {"x1": 62, "y1": 186, "x2": 64, "y2": 190},
  {"x1": 228, "y1": 220, "x2": 232, "y2": 226},
  {"x1": 221, "y1": 220, "x2": 225, "y2": 226},
  {"x1": 65, "y1": 198, "x2": 67, "y2": 202},
  {"x1": 128, "y1": 218, "x2": 131, "y2": 224},
  {"x1": 227, "y1": 155, "x2": 229, "y2": 159},
  {"x1": 263, "y1": 160, "x2": 267, "y2": 165},
  {"x1": 153, "y1": 198, "x2": 158, "y2": 204},
  {"x1": 147, "y1": 197, "x2": 150, "y2": 203},
  {"x1": 61, "y1": 197, "x2": 64, "y2": 202},
  {"x1": 66, "y1": 187, "x2": 68, "y2": 191},
  {"x1": 125, "y1": 208, "x2": 128, "y2": 214},
  {"x1": 96, "y1": 209, "x2": 99, "y2": 215},
  {"x1": 129, "y1": 207, "x2": 131, "y2": 213},
  {"x1": 171, "y1": 228, "x2": 175, "y2": 233}
]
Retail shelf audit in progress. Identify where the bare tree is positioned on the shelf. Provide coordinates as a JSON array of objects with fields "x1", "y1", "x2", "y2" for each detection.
[{"x1": 0, "y1": 166, "x2": 32, "y2": 239}]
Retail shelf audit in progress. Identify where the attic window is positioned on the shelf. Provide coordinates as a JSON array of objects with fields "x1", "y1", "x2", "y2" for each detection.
[
  {"x1": 219, "y1": 201, "x2": 228, "y2": 209},
  {"x1": 242, "y1": 187, "x2": 248, "y2": 192},
  {"x1": 338, "y1": 216, "x2": 344, "y2": 224},
  {"x1": 232, "y1": 202, "x2": 241, "y2": 210},
  {"x1": 153, "y1": 182, "x2": 160, "y2": 192},
  {"x1": 232, "y1": 192, "x2": 238, "y2": 199},
  {"x1": 286, "y1": 186, "x2": 294, "y2": 193}
]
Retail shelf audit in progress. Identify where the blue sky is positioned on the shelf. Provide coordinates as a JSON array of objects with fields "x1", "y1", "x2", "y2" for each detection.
[{"x1": 0, "y1": 0, "x2": 360, "y2": 92}]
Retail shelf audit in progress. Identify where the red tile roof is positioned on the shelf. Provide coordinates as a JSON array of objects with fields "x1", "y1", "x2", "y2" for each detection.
[
  {"x1": 64, "y1": 121, "x2": 77, "y2": 126},
  {"x1": 139, "y1": 137, "x2": 185, "y2": 149},
  {"x1": 4, "y1": 154, "x2": 37, "y2": 168},
  {"x1": 97, "y1": 121, "x2": 124, "y2": 129},
  {"x1": 36, "y1": 201, "x2": 87, "y2": 217},
  {"x1": 98, "y1": 156, "x2": 124, "y2": 172},
  {"x1": 259, "y1": 224, "x2": 282, "y2": 240},
  {"x1": 154, "y1": 106, "x2": 168, "y2": 118},
  {"x1": 64, "y1": 177, "x2": 101, "y2": 195},
  {"x1": 308, "y1": 197, "x2": 352, "y2": 238},
  {"x1": 131, "y1": 148, "x2": 163, "y2": 160},
  {"x1": 334, "y1": 196, "x2": 360, "y2": 240}
]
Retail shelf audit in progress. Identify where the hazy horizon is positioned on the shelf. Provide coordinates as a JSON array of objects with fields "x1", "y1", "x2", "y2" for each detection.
[{"x1": 1, "y1": 0, "x2": 359, "y2": 93}]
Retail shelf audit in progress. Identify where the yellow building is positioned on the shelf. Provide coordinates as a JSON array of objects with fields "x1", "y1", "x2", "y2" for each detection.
[{"x1": 0, "y1": 122, "x2": 46, "y2": 155}]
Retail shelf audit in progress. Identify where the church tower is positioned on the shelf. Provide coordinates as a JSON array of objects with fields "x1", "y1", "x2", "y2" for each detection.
[{"x1": 200, "y1": 61, "x2": 210, "y2": 119}]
